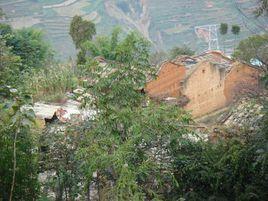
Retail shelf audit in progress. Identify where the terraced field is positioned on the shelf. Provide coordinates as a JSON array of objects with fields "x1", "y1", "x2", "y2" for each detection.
[{"x1": 0, "y1": 0, "x2": 267, "y2": 60}]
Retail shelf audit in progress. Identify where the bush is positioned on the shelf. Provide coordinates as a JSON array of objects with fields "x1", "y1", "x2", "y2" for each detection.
[
  {"x1": 0, "y1": 26, "x2": 53, "y2": 70},
  {"x1": 171, "y1": 136, "x2": 268, "y2": 201}
]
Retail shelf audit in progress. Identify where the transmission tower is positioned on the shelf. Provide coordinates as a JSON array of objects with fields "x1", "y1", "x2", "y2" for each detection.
[{"x1": 194, "y1": 24, "x2": 220, "y2": 51}]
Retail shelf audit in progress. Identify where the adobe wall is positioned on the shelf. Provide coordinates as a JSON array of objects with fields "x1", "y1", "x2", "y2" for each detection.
[
  {"x1": 145, "y1": 62, "x2": 186, "y2": 98},
  {"x1": 224, "y1": 62, "x2": 260, "y2": 104},
  {"x1": 183, "y1": 61, "x2": 227, "y2": 117},
  {"x1": 146, "y1": 56, "x2": 260, "y2": 118}
]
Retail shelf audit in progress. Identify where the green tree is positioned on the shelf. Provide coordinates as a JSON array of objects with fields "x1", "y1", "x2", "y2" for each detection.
[
  {"x1": 7, "y1": 28, "x2": 51, "y2": 70},
  {"x1": 0, "y1": 23, "x2": 12, "y2": 37},
  {"x1": 169, "y1": 45, "x2": 195, "y2": 59},
  {"x1": 0, "y1": 23, "x2": 51, "y2": 70},
  {"x1": 231, "y1": 25, "x2": 241, "y2": 47},
  {"x1": 0, "y1": 37, "x2": 21, "y2": 86},
  {"x1": 69, "y1": 15, "x2": 96, "y2": 49},
  {"x1": 81, "y1": 27, "x2": 122, "y2": 61},
  {"x1": 78, "y1": 32, "x2": 192, "y2": 200},
  {"x1": 80, "y1": 28, "x2": 150, "y2": 65},
  {"x1": 0, "y1": 87, "x2": 39, "y2": 201},
  {"x1": 231, "y1": 25, "x2": 241, "y2": 35},
  {"x1": 220, "y1": 23, "x2": 228, "y2": 52},
  {"x1": 39, "y1": 122, "x2": 83, "y2": 201},
  {"x1": 220, "y1": 23, "x2": 228, "y2": 35},
  {"x1": 232, "y1": 34, "x2": 268, "y2": 68},
  {"x1": 172, "y1": 136, "x2": 268, "y2": 200}
]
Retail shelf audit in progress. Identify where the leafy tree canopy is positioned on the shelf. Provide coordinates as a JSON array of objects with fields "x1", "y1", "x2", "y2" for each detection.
[
  {"x1": 233, "y1": 34, "x2": 268, "y2": 67},
  {"x1": 7, "y1": 28, "x2": 51, "y2": 70},
  {"x1": 169, "y1": 45, "x2": 195, "y2": 59},
  {"x1": 69, "y1": 15, "x2": 96, "y2": 49},
  {"x1": 78, "y1": 31, "x2": 193, "y2": 200},
  {"x1": 0, "y1": 38, "x2": 21, "y2": 86},
  {"x1": 0, "y1": 87, "x2": 39, "y2": 201},
  {"x1": 80, "y1": 28, "x2": 151, "y2": 67},
  {"x1": 0, "y1": 24, "x2": 52, "y2": 70},
  {"x1": 231, "y1": 25, "x2": 241, "y2": 35},
  {"x1": 220, "y1": 23, "x2": 228, "y2": 35}
]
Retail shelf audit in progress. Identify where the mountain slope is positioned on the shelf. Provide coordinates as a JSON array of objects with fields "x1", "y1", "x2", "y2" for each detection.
[{"x1": 0, "y1": 0, "x2": 266, "y2": 60}]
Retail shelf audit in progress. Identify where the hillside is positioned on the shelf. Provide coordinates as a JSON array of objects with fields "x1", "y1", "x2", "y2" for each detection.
[
  {"x1": 1, "y1": 1, "x2": 268, "y2": 200},
  {"x1": 0, "y1": 0, "x2": 267, "y2": 60}
]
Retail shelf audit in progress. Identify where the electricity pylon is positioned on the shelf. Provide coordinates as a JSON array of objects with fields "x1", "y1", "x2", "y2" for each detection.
[{"x1": 195, "y1": 24, "x2": 220, "y2": 51}]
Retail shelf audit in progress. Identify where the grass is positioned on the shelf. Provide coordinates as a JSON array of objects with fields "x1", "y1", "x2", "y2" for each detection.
[{"x1": 22, "y1": 64, "x2": 78, "y2": 102}]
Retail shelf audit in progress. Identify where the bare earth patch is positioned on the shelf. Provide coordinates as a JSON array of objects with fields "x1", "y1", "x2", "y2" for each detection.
[
  {"x1": 43, "y1": 0, "x2": 79, "y2": 9},
  {"x1": 9, "y1": 16, "x2": 41, "y2": 29},
  {"x1": 51, "y1": 0, "x2": 91, "y2": 17}
]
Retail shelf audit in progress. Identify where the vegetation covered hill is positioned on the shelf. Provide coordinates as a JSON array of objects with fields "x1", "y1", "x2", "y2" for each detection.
[
  {"x1": 0, "y1": 1, "x2": 268, "y2": 201},
  {"x1": 0, "y1": 0, "x2": 267, "y2": 60}
]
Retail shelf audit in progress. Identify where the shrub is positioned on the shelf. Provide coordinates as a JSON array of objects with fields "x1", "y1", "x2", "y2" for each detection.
[{"x1": 171, "y1": 137, "x2": 268, "y2": 200}]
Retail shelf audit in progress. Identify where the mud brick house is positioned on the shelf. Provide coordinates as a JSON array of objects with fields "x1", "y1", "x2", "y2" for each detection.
[{"x1": 146, "y1": 51, "x2": 260, "y2": 117}]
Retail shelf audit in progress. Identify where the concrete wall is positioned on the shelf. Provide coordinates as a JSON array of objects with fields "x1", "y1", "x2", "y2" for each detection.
[
  {"x1": 224, "y1": 62, "x2": 260, "y2": 104},
  {"x1": 183, "y1": 61, "x2": 227, "y2": 117},
  {"x1": 145, "y1": 62, "x2": 186, "y2": 98}
]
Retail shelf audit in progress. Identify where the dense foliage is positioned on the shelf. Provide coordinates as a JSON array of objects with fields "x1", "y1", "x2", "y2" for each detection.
[
  {"x1": 0, "y1": 38, "x2": 21, "y2": 86},
  {"x1": 69, "y1": 15, "x2": 96, "y2": 64},
  {"x1": 169, "y1": 45, "x2": 195, "y2": 59},
  {"x1": 77, "y1": 31, "x2": 192, "y2": 200},
  {"x1": 233, "y1": 34, "x2": 268, "y2": 68},
  {"x1": 0, "y1": 87, "x2": 39, "y2": 201},
  {"x1": 69, "y1": 15, "x2": 96, "y2": 49},
  {"x1": 231, "y1": 25, "x2": 241, "y2": 36},
  {"x1": 220, "y1": 23, "x2": 228, "y2": 35},
  {"x1": 172, "y1": 136, "x2": 268, "y2": 201},
  {"x1": 0, "y1": 24, "x2": 51, "y2": 71}
]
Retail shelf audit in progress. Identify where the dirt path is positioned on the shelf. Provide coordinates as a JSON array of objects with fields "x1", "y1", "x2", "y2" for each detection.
[{"x1": 43, "y1": 0, "x2": 79, "y2": 9}]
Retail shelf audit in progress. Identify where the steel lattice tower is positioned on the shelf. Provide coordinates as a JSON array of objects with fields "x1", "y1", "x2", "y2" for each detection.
[{"x1": 195, "y1": 24, "x2": 220, "y2": 51}]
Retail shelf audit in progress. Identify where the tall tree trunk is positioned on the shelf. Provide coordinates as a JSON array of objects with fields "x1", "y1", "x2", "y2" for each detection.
[{"x1": 9, "y1": 128, "x2": 19, "y2": 201}]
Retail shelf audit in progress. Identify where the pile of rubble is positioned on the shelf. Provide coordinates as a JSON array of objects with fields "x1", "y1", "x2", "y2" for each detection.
[
  {"x1": 32, "y1": 86, "x2": 96, "y2": 126},
  {"x1": 219, "y1": 99, "x2": 264, "y2": 131}
]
